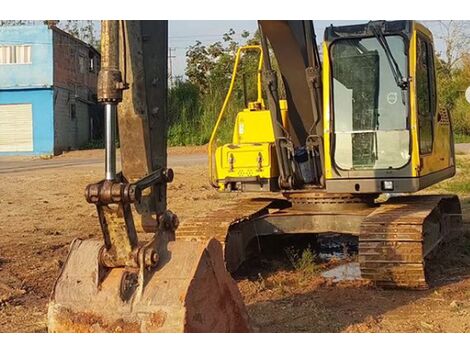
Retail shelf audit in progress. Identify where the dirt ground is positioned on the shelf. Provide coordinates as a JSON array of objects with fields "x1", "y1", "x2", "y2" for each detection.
[{"x1": 0, "y1": 148, "x2": 469, "y2": 332}]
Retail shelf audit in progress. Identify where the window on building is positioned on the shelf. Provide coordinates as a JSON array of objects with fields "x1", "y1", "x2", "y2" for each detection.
[
  {"x1": 88, "y1": 50, "x2": 95, "y2": 72},
  {"x1": 416, "y1": 35, "x2": 436, "y2": 155},
  {"x1": 79, "y1": 55, "x2": 86, "y2": 74},
  {"x1": 0, "y1": 45, "x2": 32, "y2": 64},
  {"x1": 70, "y1": 103, "x2": 76, "y2": 120},
  {"x1": 89, "y1": 57, "x2": 95, "y2": 72}
]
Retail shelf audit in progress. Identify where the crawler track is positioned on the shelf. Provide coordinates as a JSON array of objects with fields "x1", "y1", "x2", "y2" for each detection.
[
  {"x1": 176, "y1": 194, "x2": 462, "y2": 289},
  {"x1": 359, "y1": 195, "x2": 462, "y2": 289},
  {"x1": 176, "y1": 197, "x2": 281, "y2": 242}
]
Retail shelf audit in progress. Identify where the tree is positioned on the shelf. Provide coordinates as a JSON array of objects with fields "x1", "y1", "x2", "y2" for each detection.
[
  {"x1": 435, "y1": 21, "x2": 470, "y2": 74},
  {"x1": 59, "y1": 20, "x2": 100, "y2": 49},
  {"x1": 0, "y1": 20, "x2": 36, "y2": 26},
  {"x1": 185, "y1": 29, "x2": 261, "y2": 96},
  {"x1": 430, "y1": 21, "x2": 470, "y2": 116}
]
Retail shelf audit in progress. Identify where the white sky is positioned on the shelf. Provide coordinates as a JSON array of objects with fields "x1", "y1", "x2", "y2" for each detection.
[
  {"x1": 168, "y1": 20, "x2": 369, "y2": 77},
  {"x1": 168, "y1": 20, "x2": 451, "y2": 77}
]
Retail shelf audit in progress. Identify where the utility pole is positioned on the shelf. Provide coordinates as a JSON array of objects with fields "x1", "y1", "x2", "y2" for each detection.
[{"x1": 168, "y1": 47, "x2": 176, "y2": 88}]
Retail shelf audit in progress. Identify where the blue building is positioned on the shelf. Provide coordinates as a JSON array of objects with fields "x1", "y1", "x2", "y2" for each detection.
[{"x1": 0, "y1": 23, "x2": 101, "y2": 155}]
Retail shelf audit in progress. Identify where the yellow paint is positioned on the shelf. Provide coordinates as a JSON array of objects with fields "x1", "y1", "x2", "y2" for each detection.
[
  {"x1": 208, "y1": 45, "x2": 264, "y2": 186},
  {"x1": 322, "y1": 41, "x2": 333, "y2": 179},
  {"x1": 409, "y1": 25, "x2": 420, "y2": 177},
  {"x1": 214, "y1": 102, "x2": 286, "y2": 190},
  {"x1": 215, "y1": 143, "x2": 278, "y2": 189},
  {"x1": 412, "y1": 24, "x2": 453, "y2": 177},
  {"x1": 279, "y1": 99, "x2": 289, "y2": 130},
  {"x1": 232, "y1": 110, "x2": 275, "y2": 144}
]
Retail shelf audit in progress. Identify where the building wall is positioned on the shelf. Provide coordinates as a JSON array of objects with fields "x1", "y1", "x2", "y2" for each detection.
[
  {"x1": 53, "y1": 28, "x2": 99, "y2": 93},
  {"x1": 53, "y1": 87, "x2": 90, "y2": 153},
  {"x1": 0, "y1": 25, "x2": 53, "y2": 89},
  {"x1": 52, "y1": 28, "x2": 100, "y2": 153},
  {"x1": 0, "y1": 24, "x2": 100, "y2": 155},
  {"x1": 0, "y1": 88, "x2": 54, "y2": 155}
]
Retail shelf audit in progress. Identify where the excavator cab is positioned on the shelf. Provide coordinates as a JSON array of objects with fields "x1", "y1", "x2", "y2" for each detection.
[{"x1": 323, "y1": 20, "x2": 455, "y2": 194}]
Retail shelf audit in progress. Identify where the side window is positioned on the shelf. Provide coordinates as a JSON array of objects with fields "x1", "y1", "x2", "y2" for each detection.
[
  {"x1": 416, "y1": 35, "x2": 435, "y2": 154},
  {"x1": 70, "y1": 103, "x2": 76, "y2": 120}
]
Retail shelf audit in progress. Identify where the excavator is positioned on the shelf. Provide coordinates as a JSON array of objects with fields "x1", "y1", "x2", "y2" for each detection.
[{"x1": 48, "y1": 20, "x2": 462, "y2": 333}]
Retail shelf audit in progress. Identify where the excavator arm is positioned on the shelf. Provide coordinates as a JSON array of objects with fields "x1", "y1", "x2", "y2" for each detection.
[
  {"x1": 47, "y1": 20, "x2": 250, "y2": 333},
  {"x1": 258, "y1": 20, "x2": 324, "y2": 188}
]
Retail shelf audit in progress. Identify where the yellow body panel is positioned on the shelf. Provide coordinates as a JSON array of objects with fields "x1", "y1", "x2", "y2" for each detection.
[
  {"x1": 322, "y1": 41, "x2": 333, "y2": 180},
  {"x1": 215, "y1": 108, "x2": 279, "y2": 189},
  {"x1": 214, "y1": 101, "x2": 287, "y2": 190},
  {"x1": 232, "y1": 110, "x2": 276, "y2": 144},
  {"x1": 409, "y1": 26, "x2": 420, "y2": 177},
  {"x1": 216, "y1": 143, "x2": 277, "y2": 184}
]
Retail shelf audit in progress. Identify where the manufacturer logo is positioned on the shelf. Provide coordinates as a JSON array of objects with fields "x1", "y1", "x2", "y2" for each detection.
[{"x1": 387, "y1": 92, "x2": 398, "y2": 105}]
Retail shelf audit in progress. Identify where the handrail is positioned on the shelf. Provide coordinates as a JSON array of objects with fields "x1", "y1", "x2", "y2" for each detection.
[{"x1": 208, "y1": 45, "x2": 264, "y2": 187}]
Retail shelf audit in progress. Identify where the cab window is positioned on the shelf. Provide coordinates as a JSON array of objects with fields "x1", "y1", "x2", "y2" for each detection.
[{"x1": 416, "y1": 35, "x2": 436, "y2": 154}]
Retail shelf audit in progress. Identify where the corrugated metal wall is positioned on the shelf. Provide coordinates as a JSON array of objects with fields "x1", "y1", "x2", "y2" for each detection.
[
  {"x1": 0, "y1": 104, "x2": 33, "y2": 152},
  {"x1": 0, "y1": 89, "x2": 54, "y2": 155}
]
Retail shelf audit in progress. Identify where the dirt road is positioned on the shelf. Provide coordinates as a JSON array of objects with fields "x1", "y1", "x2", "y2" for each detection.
[
  {"x1": 1, "y1": 147, "x2": 469, "y2": 332},
  {"x1": 0, "y1": 149, "x2": 206, "y2": 174}
]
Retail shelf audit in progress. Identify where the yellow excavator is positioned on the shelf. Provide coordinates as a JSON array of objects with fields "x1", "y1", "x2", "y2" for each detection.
[
  {"x1": 48, "y1": 20, "x2": 462, "y2": 333},
  {"x1": 207, "y1": 20, "x2": 462, "y2": 288}
]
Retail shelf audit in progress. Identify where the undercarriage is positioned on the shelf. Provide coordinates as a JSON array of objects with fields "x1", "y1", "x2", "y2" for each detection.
[{"x1": 177, "y1": 192, "x2": 462, "y2": 289}]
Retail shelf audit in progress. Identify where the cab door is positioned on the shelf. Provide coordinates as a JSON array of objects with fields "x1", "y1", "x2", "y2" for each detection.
[{"x1": 415, "y1": 31, "x2": 452, "y2": 176}]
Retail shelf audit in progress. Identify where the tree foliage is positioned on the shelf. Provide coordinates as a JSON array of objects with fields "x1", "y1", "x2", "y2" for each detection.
[
  {"x1": 435, "y1": 21, "x2": 470, "y2": 73},
  {"x1": 433, "y1": 21, "x2": 470, "y2": 134},
  {"x1": 186, "y1": 29, "x2": 264, "y2": 91},
  {"x1": 59, "y1": 20, "x2": 100, "y2": 49},
  {"x1": 0, "y1": 20, "x2": 36, "y2": 26},
  {"x1": 168, "y1": 29, "x2": 262, "y2": 145}
]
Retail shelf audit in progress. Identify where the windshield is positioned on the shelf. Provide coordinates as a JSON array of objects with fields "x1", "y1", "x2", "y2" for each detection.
[{"x1": 330, "y1": 35, "x2": 409, "y2": 170}]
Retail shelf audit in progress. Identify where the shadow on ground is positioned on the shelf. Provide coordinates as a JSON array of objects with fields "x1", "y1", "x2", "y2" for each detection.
[{"x1": 236, "y1": 227, "x2": 470, "y2": 332}]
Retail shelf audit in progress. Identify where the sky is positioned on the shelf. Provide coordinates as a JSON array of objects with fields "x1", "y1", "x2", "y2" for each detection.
[
  {"x1": 168, "y1": 20, "x2": 367, "y2": 77},
  {"x1": 168, "y1": 20, "x2": 450, "y2": 78}
]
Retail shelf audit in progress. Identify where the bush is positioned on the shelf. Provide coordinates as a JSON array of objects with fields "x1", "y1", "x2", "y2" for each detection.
[
  {"x1": 452, "y1": 96, "x2": 470, "y2": 135},
  {"x1": 168, "y1": 80, "x2": 246, "y2": 147}
]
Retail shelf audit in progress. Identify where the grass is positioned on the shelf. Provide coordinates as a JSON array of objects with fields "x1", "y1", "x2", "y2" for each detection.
[
  {"x1": 428, "y1": 154, "x2": 470, "y2": 195},
  {"x1": 454, "y1": 133, "x2": 470, "y2": 144},
  {"x1": 285, "y1": 245, "x2": 320, "y2": 275},
  {"x1": 168, "y1": 82, "x2": 245, "y2": 147},
  {"x1": 79, "y1": 138, "x2": 104, "y2": 150}
]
